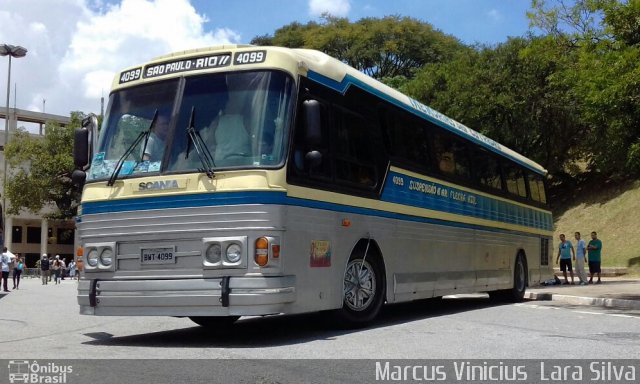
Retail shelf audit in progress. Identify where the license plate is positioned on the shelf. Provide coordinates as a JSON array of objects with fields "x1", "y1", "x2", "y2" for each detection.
[{"x1": 141, "y1": 247, "x2": 175, "y2": 264}]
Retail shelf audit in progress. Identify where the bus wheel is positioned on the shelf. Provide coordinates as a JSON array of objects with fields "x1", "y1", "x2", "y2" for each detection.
[
  {"x1": 189, "y1": 316, "x2": 240, "y2": 329},
  {"x1": 337, "y1": 252, "x2": 385, "y2": 326},
  {"x1": 490, "y1": 253, "x2": 527, "y2": 302},
  {"x1": 510, "y1": 254, "x2": 527, "y2": 301}
]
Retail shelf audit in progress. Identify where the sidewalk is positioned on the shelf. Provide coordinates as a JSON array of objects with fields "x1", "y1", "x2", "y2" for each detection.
[{"x1": 526, "y1": 277, "x2": 640, "y2": 310}]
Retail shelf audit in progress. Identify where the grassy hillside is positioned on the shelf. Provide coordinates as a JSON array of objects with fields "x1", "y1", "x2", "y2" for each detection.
[{"x1": 552, "y1": 180, "x2": 640, "y2": 273}]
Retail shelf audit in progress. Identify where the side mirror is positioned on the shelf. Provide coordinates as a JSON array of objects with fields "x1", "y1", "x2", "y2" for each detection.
[
  {"x1": 74, "y1": 128, "x2": 89, "y2": 168},
  {"x1": 303, "y1": 99, "x2": 322, "y2": 146},
  {"x1": 74, "y1": 114, "x2": 99, "y2": 169}
]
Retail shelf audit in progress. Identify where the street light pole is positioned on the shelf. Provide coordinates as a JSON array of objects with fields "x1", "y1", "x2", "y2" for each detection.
[{"x1": 0, "y1": 43, "x2": 27, "y2": 247}]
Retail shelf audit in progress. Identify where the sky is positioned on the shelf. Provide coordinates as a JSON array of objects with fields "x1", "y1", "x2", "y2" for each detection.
[{"x1": 0, "y1": 0, "x2": 535, "y2": 119}]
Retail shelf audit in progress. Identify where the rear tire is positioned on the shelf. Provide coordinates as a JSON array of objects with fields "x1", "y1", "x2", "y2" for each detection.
[
  {"x1": 335, "y1": 252, "x2": 385, "y2": 327},
  {"x1": 489, "y1": 253, "x2": 527, "y2": 302},
  {"x1": 189, "y1": 316, "x2": 239, "y2": 329}
]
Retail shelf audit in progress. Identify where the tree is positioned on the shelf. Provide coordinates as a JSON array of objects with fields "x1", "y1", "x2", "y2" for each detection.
[
  {"x1": 4, "y1": 111, "x2": 85, "y2": 219},
  {"x1": 404, "y1": 37, "x2": 585, "y2": 177},
  {"x1": 528, "y1": 0, "x2": 640, "y2": 177},
  {"x1": 251, "y1": 15, "x2": 464, "y2": 81}
]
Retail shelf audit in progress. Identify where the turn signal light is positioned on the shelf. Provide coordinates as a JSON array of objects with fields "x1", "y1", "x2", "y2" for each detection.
[
  {"x1": 272, "y1": 244, "x2": 280, "y2": 259},
  {"x1": 255, "y1": 237, "x2": 269, "y2": 266},
  {"x1": 76, "y1": 246, "x2": 84, "y2": 257}
]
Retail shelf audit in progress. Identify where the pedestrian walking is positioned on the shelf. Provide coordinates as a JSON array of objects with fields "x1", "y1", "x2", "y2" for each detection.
[
  {"x1": 59, "y1": 256, "x2": 66, "y2": 280},
  {"x1": 40, "y1": 254, "x2": 50, "y2": 285},
  {"x1": 555, "y1": 234, "x2": 575, "y2": 285},
  {"x1": 12, "y1": 255, "x2": 25, "y2": 289},
  {"x1": 68, "y1": 260, "x2": 76, "y2": 278},
  {"x1": 587, "y1": 231, "x2": 603, "y2": 284},
  {"x1": 574, "y1": 232, "x2": 588, "y2": 285},
  {"x1": 52, "y1": 257, "x2": 62, "y2": 284},
  {"x1": 1, "y1": 247, "x2": 15, "y2": 292}
]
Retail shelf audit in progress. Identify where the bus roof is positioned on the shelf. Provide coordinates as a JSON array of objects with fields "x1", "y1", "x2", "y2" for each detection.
[{"x1": 115, "y1": 45, "x2": 547, "y2": 176}]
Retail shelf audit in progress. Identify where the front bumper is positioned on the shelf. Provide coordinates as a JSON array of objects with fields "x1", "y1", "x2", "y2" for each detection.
[{"x1": 78, "y1": 276, "x2": 296, "y2": 316}]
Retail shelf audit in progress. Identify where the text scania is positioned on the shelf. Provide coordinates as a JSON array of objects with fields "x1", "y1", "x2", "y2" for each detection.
[
  {"x1": 375, "y1": 362, "x2": 446, "y2": 381},
  {"x1": 139, "y1": 180, "x2": 180, "y2": 191}
]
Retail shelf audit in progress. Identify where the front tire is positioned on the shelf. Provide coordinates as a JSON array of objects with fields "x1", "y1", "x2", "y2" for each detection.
[{"x1": 336, "y1": 252, "x2": 385, "y2": 326}]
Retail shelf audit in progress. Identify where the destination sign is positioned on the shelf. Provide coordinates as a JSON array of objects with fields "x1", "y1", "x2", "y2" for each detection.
[{"x1": 143, "y1": 53, "x2": 232, "y2": 79}]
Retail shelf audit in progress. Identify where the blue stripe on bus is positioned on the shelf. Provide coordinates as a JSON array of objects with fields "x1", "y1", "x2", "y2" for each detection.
[
  {"x1": 382, "y1": 171, "x2": 553, "y2": 231},
  {"x1": 81, "y1": 190, "x2": 552, "y2": 235},
  {"x1": 306, "y1": 70, "x2": 546, "y2": 176}
]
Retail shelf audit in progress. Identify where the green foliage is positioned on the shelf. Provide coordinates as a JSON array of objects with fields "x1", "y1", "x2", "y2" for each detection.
[
  {"x1": 404, "y1": 37, "x2": 586, "y2": 176},
  {"x1": 5, "y1": 111, "x2": 85, "y2": 219},
  {"x1": 251, "y1": 15, "x2": 463, "y2": 80}
]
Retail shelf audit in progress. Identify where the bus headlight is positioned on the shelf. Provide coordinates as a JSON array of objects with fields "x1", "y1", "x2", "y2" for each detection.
[
  {"x1": 205, "y1": 243, "x2": 222, "y2": 264},
  {"x1": 100, "y1": 248, "x2": 113, "y2": 266},
  {"x1": 87, "y1": 249, "x2": 99, "y2": 267},
  {"x1": 225, "y1": 243, "x2": 242, "y2": 263}
]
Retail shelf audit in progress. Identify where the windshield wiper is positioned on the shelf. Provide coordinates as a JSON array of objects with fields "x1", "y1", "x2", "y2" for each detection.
[
  {"x1": 185, "y1": 106, "x2": 216, "y2": 179},
  {"x1": 107, "y1": 110, "x2": 158, "y2": 186}
]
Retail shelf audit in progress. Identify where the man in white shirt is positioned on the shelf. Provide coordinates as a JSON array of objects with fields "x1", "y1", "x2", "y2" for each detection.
[
  {"x1": 1, "y1": 247, "x2": 16, "y2": 292},
  {"x1": 574, "y1": 232, "x2": 588, "y2": 285}
]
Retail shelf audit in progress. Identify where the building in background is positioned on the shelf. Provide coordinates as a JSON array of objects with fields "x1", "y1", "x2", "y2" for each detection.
[{"x1": 0, "y1": 107, "x2": 74, "y2": 267}]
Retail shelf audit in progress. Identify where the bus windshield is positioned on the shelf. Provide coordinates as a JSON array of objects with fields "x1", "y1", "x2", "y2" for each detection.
[{"x1": 88, "y1": 70, "x2": 294, "y2": 181}]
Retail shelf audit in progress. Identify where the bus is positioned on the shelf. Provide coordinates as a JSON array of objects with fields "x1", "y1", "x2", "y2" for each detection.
[{"x1": 74, "y1": 45, "x2": 553, "y2": 327}]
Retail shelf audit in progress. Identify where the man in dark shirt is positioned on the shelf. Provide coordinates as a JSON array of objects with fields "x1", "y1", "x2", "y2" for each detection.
[{"x1": 40, "y1": 254, "x2": 50, "y2": 285}]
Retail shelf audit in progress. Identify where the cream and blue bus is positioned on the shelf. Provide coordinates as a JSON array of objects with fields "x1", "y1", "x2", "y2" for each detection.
[{"x1": 74, "y1": 45, "x2": 553, "y2": 327}]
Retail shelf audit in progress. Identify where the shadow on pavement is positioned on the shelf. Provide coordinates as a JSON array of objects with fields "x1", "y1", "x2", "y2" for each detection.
[{"x1": 82, "y1": 296, "x2": 506, "y2": 348}]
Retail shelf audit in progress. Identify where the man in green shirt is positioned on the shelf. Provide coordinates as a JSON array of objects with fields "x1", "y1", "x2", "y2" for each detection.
[{"x1": 587, "y1": 231, "x2": 603, "y2": 284}]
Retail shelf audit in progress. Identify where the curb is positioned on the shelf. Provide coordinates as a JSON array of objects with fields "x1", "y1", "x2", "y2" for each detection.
[{"x1": 525, "y1": 291, "x2": 640, "y2": 310}]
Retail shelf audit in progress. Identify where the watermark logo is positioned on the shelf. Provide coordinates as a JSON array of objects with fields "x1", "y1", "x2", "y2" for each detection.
[{"x1": 8, "y1": 360, "x2": 72, "y2": 383}]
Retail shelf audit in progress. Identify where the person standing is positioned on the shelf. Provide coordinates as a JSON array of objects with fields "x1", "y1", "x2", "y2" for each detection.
[
  {"x1": 555, "y1": 234, "x2": 575, "y2": 285},
  {"x1": 68, "y1": 259, "x2": 76, "y2": 279},
  {"x1": 52, "y1": 257, "x2": 61, "y2": 284},
  {"x1": 1, "y1": 247, "x2": 15, "y2": 292},
  {"x1": 58, "y1": 256, "x2": 66, "y2": 280},
  {"x1": 587, "y1": 231, "x2": 603, "y2": 284},
  {"x1": 40, "y1": 254, "x2": 50, "y2": 285},
  {"x1": 12, "y1": 255, "x2": 25, "y2": 290},
  {"x1": 574, "y1": 232, "x2": 588, "y2": 285}
]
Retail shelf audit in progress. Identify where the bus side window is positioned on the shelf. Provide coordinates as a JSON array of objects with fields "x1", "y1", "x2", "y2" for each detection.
[
  {"x1": 528, "y1": 173, "x2": 547, "y2": 204},
  {"x1": 474, "y1": 149, "x2": 503, "y2": 191},
  {"x1": 504, "y1": 162, "x2": 527, "y2": 198},
  {"x1": 383, "y1": 110, "x2": 430, "y2": 172},
  {"x1": 333, "y1": 108, "x2": 378, "y2": 188},
  {"x1": 432, "y1": 133, "x2": 470, "y2": 178}
]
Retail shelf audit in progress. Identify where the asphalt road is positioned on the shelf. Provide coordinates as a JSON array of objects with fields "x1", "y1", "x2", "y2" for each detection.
[{"x1": 1, "y1": 277, "x2": 638, "y2": 362}]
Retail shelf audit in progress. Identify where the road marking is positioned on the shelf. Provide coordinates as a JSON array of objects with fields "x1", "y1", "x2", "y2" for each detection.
[
  {"x1": 609, "y1": 314, "x2": 634, "y2": 318},
  {"x1": 573, "y1": 311, "x2": 604, "y2": 315}
]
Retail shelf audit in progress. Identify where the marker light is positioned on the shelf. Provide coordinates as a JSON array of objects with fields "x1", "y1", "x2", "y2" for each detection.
[{"x1": 255, "y1": 237, "x2": 269, "y2": 266}]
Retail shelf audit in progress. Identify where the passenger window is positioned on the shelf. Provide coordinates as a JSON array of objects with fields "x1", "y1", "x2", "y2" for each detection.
[
  {"x1": 334, "y1": 108, "x2": 377, "y2": 188},
  {"x1": 528, "y1": 173, "x2": 547, "y2": 204},
  {"x1": 475, "y1": 149, "x2": 502, "y2": 190},
  {"x1": 384, "y1": 112, "x2": 430, "y2": 170},
  {"x1": 504, "y1": 163, "x2": 527, "y2": 198},
  {"x1": 432, "y1": 133, "x2": 470, "y2": 178}
]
